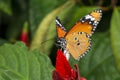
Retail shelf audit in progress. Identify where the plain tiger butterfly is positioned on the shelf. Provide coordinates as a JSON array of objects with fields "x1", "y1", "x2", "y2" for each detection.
[{"x1": 56, "y1": 9, "x2": 102, "y2": 60}]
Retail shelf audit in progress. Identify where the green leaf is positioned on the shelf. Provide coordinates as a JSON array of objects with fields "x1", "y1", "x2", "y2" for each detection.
[
  {"x1": 0, "y1": 42, "x2": 54, "y2": 80},
  {"x1": 29, "y1": 0, "x2": 66, "y2": 37},
  {"x1": 0, "y1": 66, "x2": 24, "y2": 80},
  {"x1": 77, "y1": 32, "x2": 120, "y2": 80},
  {"x1": 0, "y1": 0, "x2": 12, "y2": 15},
  {"x1": 33, "y1": 50, "x2": 54, "y2": 79},
  {"x1": 30, "y1": 0, "x2": 75, "y2": 55},
  {"x1": 110, "y1": 8, "x2": 120, "y2": 72}
]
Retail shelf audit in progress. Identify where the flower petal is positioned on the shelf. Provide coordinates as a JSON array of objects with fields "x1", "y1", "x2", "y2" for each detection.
[
  {"x1": 56, "y1": 49, "x2": 71, "y2": 78},
  {"x1": 52, "y1": 70, "x2": 64, "y2": 80}
]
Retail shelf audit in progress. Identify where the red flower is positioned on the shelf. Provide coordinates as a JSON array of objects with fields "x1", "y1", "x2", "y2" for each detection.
[
  {"x1": 20, "y1": 22, "x2": 29, "y2": 46},
  {"x1": 52, "y1": 49, "x2": 86, "y2": 80}
]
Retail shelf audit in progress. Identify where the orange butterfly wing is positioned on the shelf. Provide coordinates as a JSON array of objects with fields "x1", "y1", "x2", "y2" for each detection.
[
  {"x1": 56, "y1": 17, "x2": 66, "y2": 38},
  {"x1": 65, "y1": 9, "x2": 102, "y2": 38},
  {"x1": 66, "y1": 22, "x2": 93, "y2": 36},
  {"x1": 66, "y1": 32, "x2": 91, "y2": 60},
  {"x1": 65, "y1": 9, "x2": 102, "y2": 60}
]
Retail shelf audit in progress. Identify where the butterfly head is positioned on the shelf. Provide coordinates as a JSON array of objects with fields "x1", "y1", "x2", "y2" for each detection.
[
  {"x1": 56, "y1": 37, "x2": 71, "y2": 60},
  {"x1": 56, "y1": 38, "x2": 66, "y2": 49}
]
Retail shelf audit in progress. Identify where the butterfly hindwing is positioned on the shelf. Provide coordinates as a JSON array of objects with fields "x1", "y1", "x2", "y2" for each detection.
[
  {"x1": 66, "y1": 32, "x2": 91, "y2": 60},
  {"x1": 56, "y1": 17, "x2": 67, "y2": 38}
]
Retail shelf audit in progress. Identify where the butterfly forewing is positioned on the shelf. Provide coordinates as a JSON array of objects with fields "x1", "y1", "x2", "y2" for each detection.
[
  {"x1": 56, "y1": 17, "x2": 67, "y2": 37},
  {"x1": 90, "y1": 9, "x2": 102, "y2": 21},
  {"x1": 66, "y1": 32, "x2": 91, "y2": 60},
  {"x1": 66, "y1": 22, "x2": 93, "y2": 38},
  {"x1": 65, "y1": 9, "x2": 102, "y2": 38}
]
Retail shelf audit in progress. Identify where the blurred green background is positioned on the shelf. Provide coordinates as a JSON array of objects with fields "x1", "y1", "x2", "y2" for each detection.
[{"x1": 0, "y1": 0, "x2": 120, "y2": 80}]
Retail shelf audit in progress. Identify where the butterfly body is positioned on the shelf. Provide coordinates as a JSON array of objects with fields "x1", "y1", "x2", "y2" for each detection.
[
  {"x1": 56, "y1": 9, "x2": 102, "y2": 60},
  {"x1": 57, "y1": 38, "x2": 66, "y2": 49}
]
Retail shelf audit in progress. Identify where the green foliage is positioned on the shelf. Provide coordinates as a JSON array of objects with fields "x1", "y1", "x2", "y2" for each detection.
[
  {"x1": 1, "y1": 0, "x2": 120, "y2": 79},
  {"x1": 30, "y1": 0, "x2": 75, "y2": 55},
  {"x1": 79, "y1": 32, "x2": 120, "y2": 80},
  {"x1": 0, "y1": 42, "x2": 54, "y2": 80},
  {"x1": 0, "y1": 0, "x2": 12, "y2": 15},
  {"x1": 110, "y1": 8, "x2": 120, "y2": 72},
  {"x1": 29, "y1": 0, "x2": 66, "y2": 37}
]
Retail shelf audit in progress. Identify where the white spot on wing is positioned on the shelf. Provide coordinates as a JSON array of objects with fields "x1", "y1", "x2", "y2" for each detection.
[
  {"x1": 56, "y1": 19, "x2": 62, "y2": 27},
  {"x1": 85, "y1": 15, "x2": 92, "y2": 19}
]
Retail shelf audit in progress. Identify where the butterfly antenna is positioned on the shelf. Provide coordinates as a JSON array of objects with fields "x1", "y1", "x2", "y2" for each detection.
[
  {"x1": 40, "y1": 38, "x2": 55, "y2": 45},
  {"x1": 55, "y1": 43, "x2": 60, "y2": 47}
]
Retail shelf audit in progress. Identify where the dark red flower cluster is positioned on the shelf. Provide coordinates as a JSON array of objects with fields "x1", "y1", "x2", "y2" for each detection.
[
  {"x1": 20, "y1": 24, "x2": 29, "y2": 46},
  {"x1": 52, "y1": 49, "x2": 86, "y2": 80}
]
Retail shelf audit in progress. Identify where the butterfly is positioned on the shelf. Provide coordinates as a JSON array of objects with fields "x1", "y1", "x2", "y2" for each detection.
[{"x1": 56, "y1": 9, "x2": 102, "y2": 60}]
